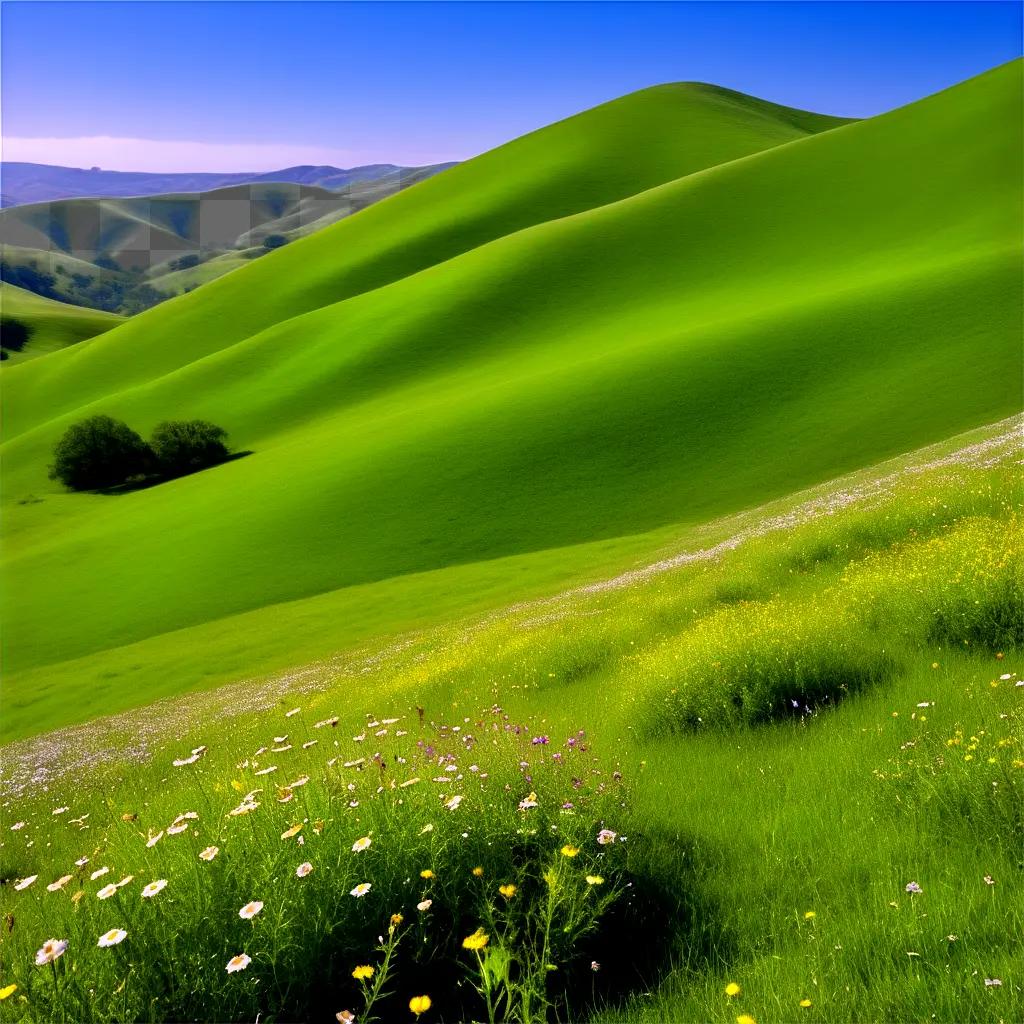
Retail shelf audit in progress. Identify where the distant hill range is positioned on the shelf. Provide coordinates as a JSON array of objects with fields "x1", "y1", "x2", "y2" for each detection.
[
  {"x1": 0, "y1": 161, "x2": 457, "y2": 207},
  {"x1": 0, "y1": 162, "x2": 455, "y2": 314}
]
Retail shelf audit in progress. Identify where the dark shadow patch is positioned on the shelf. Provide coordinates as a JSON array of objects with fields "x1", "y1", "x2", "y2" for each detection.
[{"x1": 96, "y1": 450, "x2": 254, "y2": 494}]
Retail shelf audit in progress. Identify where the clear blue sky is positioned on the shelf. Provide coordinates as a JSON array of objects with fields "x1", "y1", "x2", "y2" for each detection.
[{"x1": 1, "y1": 1, "x2": 1020, "y2": 170}]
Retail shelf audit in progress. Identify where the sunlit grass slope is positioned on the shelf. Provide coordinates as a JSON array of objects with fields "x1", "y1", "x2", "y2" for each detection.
[
  {"x1": 0, "y1": 284, "x2": 122, "y2": 362},
  {"x1": 0, "y1": 433, "x2": 1018, "y2": 1022},
  {"x1": 1, "y1": 62, "x2": 1020, "y2": 729},
  {"x1": 2, "y1": 82, "x2": 851, "y2": 434}
]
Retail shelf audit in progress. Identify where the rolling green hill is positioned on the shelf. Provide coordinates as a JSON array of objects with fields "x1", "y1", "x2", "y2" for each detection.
[
  {"x1": 0, "y1": 62, "x2": 1019, "y2": 740},
  {"x1": 0, "y1": 282, "x2": 122, "y2": 362}
]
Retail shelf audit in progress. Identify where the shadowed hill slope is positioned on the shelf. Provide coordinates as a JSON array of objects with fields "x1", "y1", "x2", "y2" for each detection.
[
  {"x1": 1, "y1": 62, "x2": 1019, "y2": 716},
  {"x1": 0, "y1": 283, "x2": 123, "y2": 362}
]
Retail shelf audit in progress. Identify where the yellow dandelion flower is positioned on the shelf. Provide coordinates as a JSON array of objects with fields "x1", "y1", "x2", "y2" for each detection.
[
  {"x1": 462, "y1": 928, "x2": 489, "y2": 950},
  {"x1": 737, "y1": 1016, "x2": 757, "y2": 1024},
  {"x1": 352, "y1": 965, "x2": 374, "y2": 981},
  {"x1": 390, "y1": 913, "x2": 404, "y2": 926},
  {"x1": 561, "y1": 845, "x2": 579, "y2": 858},
  {"x1": 499, "y1": 884, "x2": 516, "y2": 899},
  {"x1": 585, "y1": 875, "x2": 604, "y2": 886},
  {"x1": 725, "y1": 982, "x2": 741, "y2": 997},
  {"x1": 420, "y1": 869, "x2": 435, "y2": 879},
  {"x1": 804, "y1": 911, "x2": 816, "y2": 920},
  {"x1": 0, "y1": 984, "x2": 17, "y2": 1001},
  {"x1": 409, "y1": 994, "x2": 432, "y2": 1016},
  {"x1": 472, "y1": 866, "x2": 484, "y2": 877},
  {"x1": 800, "y1": 999, "x2": 813, "y2": 1008}
]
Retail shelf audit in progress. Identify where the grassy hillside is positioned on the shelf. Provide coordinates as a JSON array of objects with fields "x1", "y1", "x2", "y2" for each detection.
[
  {"x1": 0, "y1": 167, "x2": 452, "y2": 313},
  {"x1": 0, "y1": 283, "x2": 122, "y2": 363},
  {"x1": 1, "y1": 63, "x2": 1019, "y2": 737},
  {"x1": 0, "y1": 423, "x2": 1018, "y2": 1022},
  {"x1": 0, "y1": 82, "x2": 852, "y2": 427}
]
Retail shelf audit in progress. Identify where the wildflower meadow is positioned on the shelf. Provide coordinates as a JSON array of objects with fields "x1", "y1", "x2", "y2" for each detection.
[{"x1": 1, "y1": 424, "x2": 1021, "y2": 1022}]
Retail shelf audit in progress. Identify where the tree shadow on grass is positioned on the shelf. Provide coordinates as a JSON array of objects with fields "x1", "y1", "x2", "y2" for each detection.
[{"x1": 95, "y1": 450, "x2": 254, "y2": 495}]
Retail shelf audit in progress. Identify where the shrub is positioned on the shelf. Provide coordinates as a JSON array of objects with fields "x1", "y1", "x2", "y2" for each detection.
[
  {"x1": 1, "y1": 317, "x2": 32, "y2": 352},
  {"x1": 168, "y1": 253, "x2": 201, "y2": 272},
  {"x1": 49, "y1": 415, "x2": 153, "y2": 491},
  {"x1": 150, "y1": 419, "x2": 230, "y2": 478},
  {"x1": 262, "y1": 233, "x2": 289, "y2": 250}
]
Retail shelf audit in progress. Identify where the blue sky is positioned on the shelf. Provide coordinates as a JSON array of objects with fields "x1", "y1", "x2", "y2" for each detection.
[{"x1": 2, "y1": 1, "x2": 1020, "y2": 171}]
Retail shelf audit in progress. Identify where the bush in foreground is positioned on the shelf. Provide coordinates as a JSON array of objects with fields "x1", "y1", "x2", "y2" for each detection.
[
  {"x1": 150, "y1": 420, "x2": 230, "y2": 478},
  {"x1": 48, "y1": 415, "x2": 152, "y2": 491}
]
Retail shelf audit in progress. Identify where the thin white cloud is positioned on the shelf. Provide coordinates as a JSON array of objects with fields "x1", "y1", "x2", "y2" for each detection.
[{"x1": 0, "y1": 136, "x2": 454, "y2": 172}]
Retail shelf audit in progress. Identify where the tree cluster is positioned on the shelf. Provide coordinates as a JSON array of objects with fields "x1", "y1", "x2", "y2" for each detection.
[{"x1": 49, "y1": 415, "x2": 231, "y2": 491}]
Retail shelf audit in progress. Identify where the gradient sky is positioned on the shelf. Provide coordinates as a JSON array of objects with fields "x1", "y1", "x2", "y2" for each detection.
[{"x1": 2, "y1": 1, "x2": 1020, "y2": 171}]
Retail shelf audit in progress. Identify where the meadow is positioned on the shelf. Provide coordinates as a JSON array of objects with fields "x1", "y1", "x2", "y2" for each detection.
[{"x1": 1, "y1": 420, "x2": 1019, "y2": 1022}]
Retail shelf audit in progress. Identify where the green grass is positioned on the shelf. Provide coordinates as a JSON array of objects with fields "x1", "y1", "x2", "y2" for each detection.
[
  {"x1": 1, "y1": 64, "x2": 1019, "y2": 734},
  {"x1": 0, "y1": 284, "x2": 123, "y2": 362},
  {"x1": 0, "y1": 427, "x2": 1019, "y2": 1022}
]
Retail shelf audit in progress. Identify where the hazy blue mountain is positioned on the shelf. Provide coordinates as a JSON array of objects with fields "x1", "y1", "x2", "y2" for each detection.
[{"x1": 0, "y1": 161, "x2": 457, "y2": 207}]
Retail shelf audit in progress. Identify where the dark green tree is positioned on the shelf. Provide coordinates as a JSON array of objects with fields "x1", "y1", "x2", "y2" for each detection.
[
  {"x1": 262, "y1": 233, "x2": 288, "y2": 250},
  {"x1": 150, "y1": 420, "x2": 229, "y2": 478},
  {"x1": 49, "y1": 415, "x2": 153, "y2": 491},
  {"x1": 0, "y1": 318, "x2": 31, "y2": 352}
]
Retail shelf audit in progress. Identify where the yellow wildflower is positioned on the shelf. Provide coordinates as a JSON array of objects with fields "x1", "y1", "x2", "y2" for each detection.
[
  {"x1": 420, "y1": 869, "x2": 435, "y2": 879},
  {"x1": 0, "y1": 985, "x2": 16, "y2": 1001},
  {"x1": 498, "y1": 884, "x2": 517, "y2": 899},
  {"x1": 472, "y1": 866, "x2": 484, "y2": 877},
  {"x1": 561, "y1": 845, "x2": 579, "y2": 858},
  {"x1": 409, "y1": 994, "x2": 432, "y2": 1016},
  {"x1": 585, "y1": 875, "x2": 604, "y2": 886},
  {"x1": 725, "y1": 982, "x2": 741, "y2": 997},
  {"x1": 804, "y1": 911, "x2": 816, "y2": 920},
  {"x1": 462, "y1": 928, "x2": 489, "y2": 950},
  {"x1": 800, "y1": 999, "x2": 813, "y2": 1008},
  {"x1": 352, "y1": 965, "x2": 374, "y2": 981}
]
